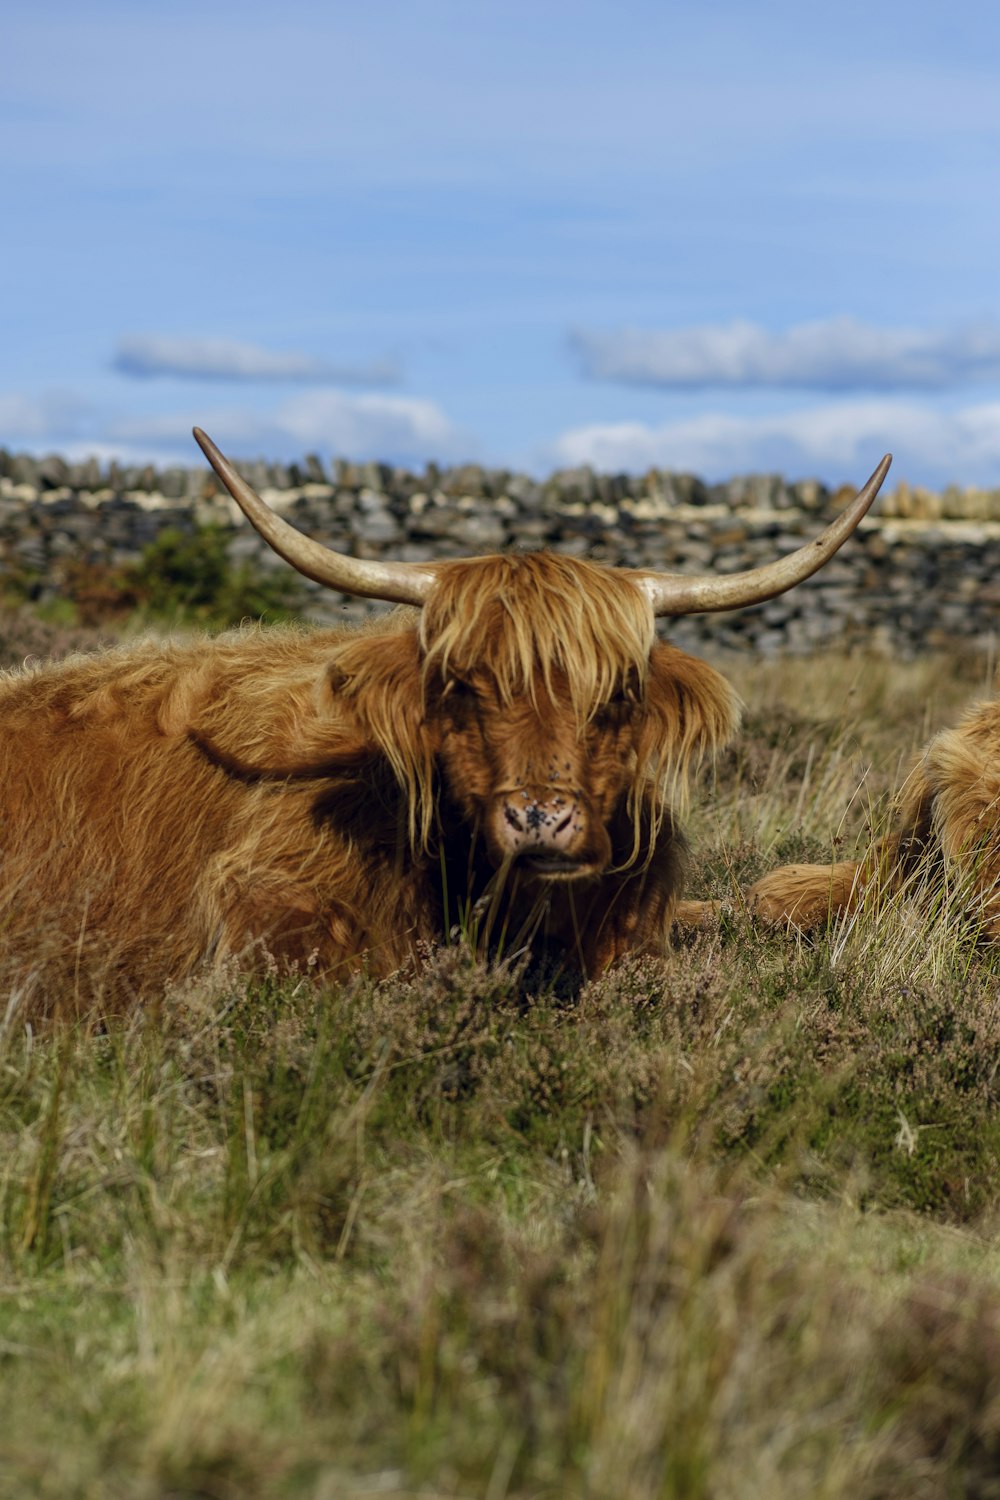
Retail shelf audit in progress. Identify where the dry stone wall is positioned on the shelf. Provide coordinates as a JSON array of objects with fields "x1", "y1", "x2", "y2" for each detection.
[{"x1": 1, "y1": 448, "x2": 999, "y2": 656}]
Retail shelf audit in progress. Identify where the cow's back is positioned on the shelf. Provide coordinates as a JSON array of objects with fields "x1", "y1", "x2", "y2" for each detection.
[{"x1": 0, "y1": 625, "x2": 432, "y2": 1010}]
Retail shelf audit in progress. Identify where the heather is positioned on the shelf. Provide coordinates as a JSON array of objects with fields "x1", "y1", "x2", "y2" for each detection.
[{"x1": 1, "y1": 605, "x2": 999, "y2": 1498}]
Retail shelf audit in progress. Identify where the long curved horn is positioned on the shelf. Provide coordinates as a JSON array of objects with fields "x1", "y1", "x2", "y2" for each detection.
[
  {"x1": 193, "y1": 428, "x2": 437, "y2": 606},
  {"x1": 634, "y1": 454, "x2": 891, "y2": 616}
]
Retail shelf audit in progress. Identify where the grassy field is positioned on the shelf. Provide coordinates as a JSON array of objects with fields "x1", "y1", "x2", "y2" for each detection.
[{"x1": 2, "y1": 610, "x2": 1000, "y2": 1499}]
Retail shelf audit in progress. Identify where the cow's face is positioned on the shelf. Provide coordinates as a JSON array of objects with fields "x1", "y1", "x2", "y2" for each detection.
[
  {"x1": 412, "y1": 554, "x2": 662, "y2": 877},
  {"x1": 428, "y1": 665, "x2": 641, "y2": 879},
  {"x1": 426, "y1": 642, "x2": 738, "y2": 881}
]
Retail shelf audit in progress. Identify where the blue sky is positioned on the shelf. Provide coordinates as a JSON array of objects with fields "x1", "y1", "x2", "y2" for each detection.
[{"x1": 4, "y1": 0, "x2": 1000, "y2": 487}]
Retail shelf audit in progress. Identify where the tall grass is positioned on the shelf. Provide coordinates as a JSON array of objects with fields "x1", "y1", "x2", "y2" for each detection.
[{"x1": 2, "y1": 634, "x2": 1000, "y2": 1497}]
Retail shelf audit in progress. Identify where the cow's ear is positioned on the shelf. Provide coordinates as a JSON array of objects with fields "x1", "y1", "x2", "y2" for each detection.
[
  {"x1": 323, "y1": 625, "x2": 437, "y2": 844},
  {"x1": 322, "y1": 627, "x2": 422, "y2": 708},
  {"x1": 640, "y1": 643, "x2": 742, "y2": 770},
  {"x1": 326, "y1": 661, "x2": 350, "y2": 695},
  {"x1": 329, "y1": 626, "x2": 439, "y2": 760}
]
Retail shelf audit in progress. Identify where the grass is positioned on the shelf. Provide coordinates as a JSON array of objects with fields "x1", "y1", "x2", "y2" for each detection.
[{"x1": 2, "y1": 617, "x2": 1000, "y2": 1497}]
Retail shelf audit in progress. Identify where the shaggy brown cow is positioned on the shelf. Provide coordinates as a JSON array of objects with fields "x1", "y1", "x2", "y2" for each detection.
[
  {"x1": 748, "y1": 692, "x2": 1000, "y2": 937},
  {"x1": 0, "y1": 429, "x2": 889, "y2": 1009}
]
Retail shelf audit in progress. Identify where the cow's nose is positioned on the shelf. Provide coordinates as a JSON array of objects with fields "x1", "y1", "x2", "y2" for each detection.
[{"x1": 499, "y1": 793, "x2": 580, "y2": 855}]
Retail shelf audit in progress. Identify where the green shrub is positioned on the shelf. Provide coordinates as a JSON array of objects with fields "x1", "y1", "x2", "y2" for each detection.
[
  {"x1": 4, "y1": 525, "x2": 305, "y2": 631},
  {"x1": 128, "y1": 525, "x2": 303, "y2": 627}
]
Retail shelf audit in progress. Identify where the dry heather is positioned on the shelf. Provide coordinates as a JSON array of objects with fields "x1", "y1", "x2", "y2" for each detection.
[{"x1": 2, "y1": 615, "x2": 1000, "y2": 1498}]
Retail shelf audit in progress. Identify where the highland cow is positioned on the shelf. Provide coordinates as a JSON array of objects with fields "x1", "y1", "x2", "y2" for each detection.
[
  {"x1": 748, "y1": 692, "x2": 1000, "y2": 936},
  {"x1": 0, "y1": 429, "x2": 889, "y2": 1009}
]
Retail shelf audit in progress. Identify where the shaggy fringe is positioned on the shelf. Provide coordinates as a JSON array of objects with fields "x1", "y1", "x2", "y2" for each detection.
[{"x1": 420, "y1": 555, "x2": 655, "y2": 719}]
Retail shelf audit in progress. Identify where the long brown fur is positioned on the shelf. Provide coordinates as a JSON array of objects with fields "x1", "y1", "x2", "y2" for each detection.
[
  {"x1": 748, "y1": 692, "x2": 1000, "y2": 937},
  {"x1": 0, "y1": 553, "x2": 740, "y2": 1013}
]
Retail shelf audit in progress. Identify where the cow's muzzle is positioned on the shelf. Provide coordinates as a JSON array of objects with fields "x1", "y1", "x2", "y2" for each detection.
[{"x1": 489, "y1": 790, "x2": 607, "y2": 880}]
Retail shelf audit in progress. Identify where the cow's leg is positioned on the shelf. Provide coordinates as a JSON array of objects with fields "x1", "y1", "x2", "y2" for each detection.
[
  {"x1": 745, "y1": 860, "x2": 868, "y2": 930},
  {"x1": 672, "y1": 898, "x2": 721, "y2": 929}
]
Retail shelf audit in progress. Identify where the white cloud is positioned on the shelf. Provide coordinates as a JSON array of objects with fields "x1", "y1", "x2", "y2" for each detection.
[
  {"x1": 105, "y1": 389, "x2": 470, "y2": 466},
  {"x1": 270, "y1": 389, "x2": 463, "y2": 457},
  {"x1": 0, "y1": 386, "x2": 470, "y2": 468},
  {"x1": 114, "y1": 335, "x2": 400, "y2": 386},
  {"x1": 548, "y1": 399, "x2": 1000, "y2": 486},
  {"x1": 570, "y1": 318, "x2": 1000, "y2": 392}
]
